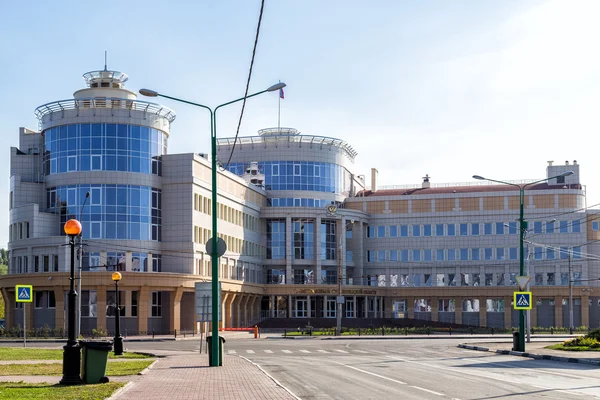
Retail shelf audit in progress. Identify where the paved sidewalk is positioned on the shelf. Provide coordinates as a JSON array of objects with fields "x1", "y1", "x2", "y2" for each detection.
[
  {"x1": 111, "y1": 353, "x2": 298, "y2": 400},
  {"x1": 459, "y1": 340, "x2": 600, "y2": 366}
]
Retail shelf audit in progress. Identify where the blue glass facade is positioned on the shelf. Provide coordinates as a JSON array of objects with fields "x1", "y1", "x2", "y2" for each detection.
[
  {"x1": 266, "y1": 220, "x2": 286, "y2": 259},
  {"x1": 47, "y1": 184, "x2": 161, "y2": 241},
  {"x1": 270, "y1": 198, "x2": 334, "y2": 208},
  {"x1": 228, "y1": 161, "x2": 345, "y2": 194},
  {"x1": 43, "y1": 123, "x2": 167, "y2": 175}
]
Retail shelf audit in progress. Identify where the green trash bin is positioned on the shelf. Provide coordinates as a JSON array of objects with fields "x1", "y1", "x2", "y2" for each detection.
[
  {"x1": 206, "y1": 335, "x2": 226, "y2": 366},
  {"x1": 80, "y1": 340, "x2": 113, "y2": 384}
]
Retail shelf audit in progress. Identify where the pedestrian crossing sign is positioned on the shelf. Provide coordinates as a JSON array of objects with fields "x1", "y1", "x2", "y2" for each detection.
[
  {"x1": 513, "y1": 291, "x2": 532, "y2": 310},
  {"x1": 15, "y1": 285, "x2": 33, "y2": 303}
]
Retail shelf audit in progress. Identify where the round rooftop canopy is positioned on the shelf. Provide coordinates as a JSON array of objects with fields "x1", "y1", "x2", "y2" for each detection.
[{"x1": 82, "y1": 69, "x2": 129, "y2": 88}]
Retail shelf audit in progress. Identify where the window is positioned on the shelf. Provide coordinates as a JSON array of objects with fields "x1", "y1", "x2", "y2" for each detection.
[
  {"x1": 593, "y1": 221, "x2": 600, "y2": 231},
  {"x1": 81, "y1": 290, "x2": 98, "y2": 317},
  {"x1": 400, "y1": 250, "x2": 409, "y2": 262},
  {"x1": 447, "y1": 224, "x2": 455, "y2": 236},
  {"x1": 447, "y1": 249, "x2": 456, "y2": 261},
  {"x1": 389, "y1": 226, "x2": 398, "y2": 238},
  {"x1": 484, "y1": 223, "x2": 492, "y2": 235},
  {"x1": 131, "y1": 291, "x2": 138, "y2": 316},
  {"x1": 560, "y1": 247, "x2": 569, "y2": 259},
  {"x1": 293, "y1": 164, "x2": 301, "y2": 175},
  {"x1": 272, "y1": 164, "x2": 279, "y2": 176},
  {"x1": 35, "y1": 291, "x2": 45, "y2": 308},
  {"x1": 67, "y1": 156, "x2": 77, "y2": 171},
  {"x1": 151, "y1": 291, "x2": 162, "y2": 317},
  {"x1": 533, "y1": 222, "x2": 542, "y2": 234},
  {"x1": 471, "y1": 223, "x2": 480, "y2": 236},
  {"x1": 509, "y1": 247, "x2": 518, "y2": 260},
  {"x1": 400, "y1": 225, "x2": 408, "y2": 237},
  {"x1": 367, "y1": 250, "x2": 375, "y2": 263},
  {"x1": 34, "y1": 256, "x2": 39, "y2": 272},
  {"x1": 471, "y1": 248, "x2": 480, "y2": 261},
  {"x1": 412, "y1": 225, "x2": 421, "y2": 237},
  {"x1": 314, "y1": 165, "x2": 319, "y2": 176},
  {"x1": 106, "y1": 290, "x2": 125, "y2": 317},
  {"x1": 496, "y1": 222, "x2": 505, "y2": 235},
  {"x1": 43, "y1": 255, "x2": 49, "y2": 272},
  {"x1": 460, "y1": 224, "x2": 468, "y2": 236},
  {"x1": 377, "y1": 226, "x2": 385, "y2": 238},
  {"x1": 573, "y1": 246, "x2": 582, "y2": 259},
  {"x1": 484, "y1": 248, "x2": 493, "y2": 260},
  {"x1": 435, "y1": 224, "x2": 444, "y2": 236},
  {"x1": 547, "y1": 247, "x2": 555, "y2": 259},
  {"x1": 436, "y1": 249, "x2": 444, "y2": 261},
  {"x1": 572, "y1": 220, "x2": 581, "y2": 233},
  {"x1": 412, "y1": 250, "x2": 421, "y2": 262},
  {"x1": 534, "y1": 247, "x2": 543, "y2": 260},
  {"x1": 424, "y1": 249, "x2": 432, "y2": 262},
  {"x1": 48, "y1": 291, "x2": 56, "y2": 308},
  {"x1": 508, "y1": 222, "x2": 517, "y2": 235},
  {"x1": 559, "y1": 220, "x2": 568, "y2": 233},
  {"x1": 389, "y1": 250, "x2": 398, "y2": 261},
  {"x1": 460, "y1": 248, "x2": 469, "y2": 261},
  {"x1": 367, "y1": 226, "x2": 375, "y2": 238},
  {"x1": 496, "y1": 248, "x2": 505, "y2": 260},
  {"x1": 377, "y1": 250, "x2": 386, "y2": 262},
  {"x1": 423, "y1": 224, "x2": 432, "y2": 237}
]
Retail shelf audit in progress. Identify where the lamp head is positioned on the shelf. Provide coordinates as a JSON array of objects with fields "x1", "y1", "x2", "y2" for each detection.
[
  {"x1": 472, "y1": 175, "x2": 485, "y2": 180},
  {"x1": 112, "y1": 272, "x2": 122, "y2": 282},
  {"x1": 139, "y1": 88, "x2": 159, "y2": 97},
  {"x1": 267, "y1": 82, "x2": 286, "y2": 92},
  {"x1": 64, "y1": 219, "x2": 82, "y2": 236},
  {"x1": 560, "y1": 171, "x2": 574, "y2": 177}
]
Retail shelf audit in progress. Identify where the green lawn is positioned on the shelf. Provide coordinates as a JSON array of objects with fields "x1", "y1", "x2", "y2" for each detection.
[
  {"x1": 0, "y1": 360, "x2": 153, "y2": 376},
  {"x1": 0, "y1": 348, "x2": 152, "y2": 361},
  {"x1": 546, "y1": 343, "x2": 600, "y2": 352},
  {"x1": 0, "y1": 381, "x2": 124, "y2": 400}
]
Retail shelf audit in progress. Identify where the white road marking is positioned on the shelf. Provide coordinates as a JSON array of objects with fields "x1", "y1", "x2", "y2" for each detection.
[
  {"x1": 317, "y1": 350, "x2": 330, "y2": 353},
  {"x1": 332, "y1": 361, "x2": 406, "y2": 385},
  {"x1": 370, "y1": 350, "x2": 387, "y2": 354},
  {"x1": 353, "y1": 350, "x2": 369, "y2": 354},
  {"x1": 264, "y1": 350, "x2": 273, "y2": 354},
  {"x1": 282, "y1": 350, "x2": 292, "y2": 353},
  {"x1": 246, "y1": 350, "x2": 255, "y2": 354},
  {"x1": 334, "y1": 350, "x2": 349, "y2": 353},
  {"x1": 299, "y1": 350, "x2": 311, "y2": 353},
  {"x1": 227, "y1": 350, "x2": 236, "y2": 354},
  {"x1": 409, "y1": 385, "x2": 444, "y2": 396}
]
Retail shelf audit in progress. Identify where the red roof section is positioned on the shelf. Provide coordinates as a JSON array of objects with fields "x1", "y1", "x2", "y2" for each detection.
[{"x1": 355, "y1": 183, "x2": 582, "y2": 197}]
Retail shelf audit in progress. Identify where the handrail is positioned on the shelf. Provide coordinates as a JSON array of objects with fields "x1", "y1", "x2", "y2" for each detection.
[{"x1": 34, "y1": 97, "x2": 177, "y2": 124}]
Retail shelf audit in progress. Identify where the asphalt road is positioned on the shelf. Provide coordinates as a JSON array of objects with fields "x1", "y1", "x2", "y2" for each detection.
[{"x1": 5, "y1": 336, "x2": 600, "y2": 399}]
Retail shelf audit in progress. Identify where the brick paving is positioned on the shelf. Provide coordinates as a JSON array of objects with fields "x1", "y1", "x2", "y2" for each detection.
[{"x1": 111, "y1": 353, "x2": 298, "y2": 400}]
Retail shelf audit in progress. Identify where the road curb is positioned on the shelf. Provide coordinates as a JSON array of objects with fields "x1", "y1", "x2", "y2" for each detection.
[
  {"x1": 237, "y1": 355, "x2": 301, "y2": 399},
  {"x1": 458, "y1": 343, "x2": 600, "y2": 366},
  {"x1": 138, "y1": 359, "x2": 159, "y2": 375},
  {"x1": 108, "y1": 380, "x2": 134, "y2": 399}
]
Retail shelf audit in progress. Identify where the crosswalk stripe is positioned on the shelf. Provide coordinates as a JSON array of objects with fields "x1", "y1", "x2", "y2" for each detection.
[
  {"x1": 282, "y1": 350, "x2": 292, "y2": 353},
  {"x1": 246, "y1": 350, "x2": 255, "y2": 354},
  {"x1": 317, "y1": 350, "x2": 330, "y2": 353},
  {"x1": 334, "y1": 350, "x2": 349, "y2": 353},
  {"x1": 299, "y1": 350, "x2": 311, "y2": 353},
  {"x1": 353, "y1": 350, "x2": 369, "y2": 354},
  {"x1": 227, "y1": 350, "x2": 236, "y2": 354},
  {"x1": 264, "y1": 350, "x2": 273, "y2": 353}
]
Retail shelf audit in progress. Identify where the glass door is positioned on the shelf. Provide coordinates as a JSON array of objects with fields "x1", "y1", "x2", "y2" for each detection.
[
  {"x1": 346, "y1": 298, "x2": 355, "y2": 318},
  {"x1": 326, "y1": 299, "x2": 336, "y2": 318},
  {"x1": 295, "y1": 298, "x2": 307, "y2": 318}
]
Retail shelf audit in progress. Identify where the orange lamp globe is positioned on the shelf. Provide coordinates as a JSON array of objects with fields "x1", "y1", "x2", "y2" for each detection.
[
  {"x1": 112, "y1": 272, "x2": 122, "y2": 282},
  {"x1": 64, "y1": 219, "x2": 82, "y2": 236}
]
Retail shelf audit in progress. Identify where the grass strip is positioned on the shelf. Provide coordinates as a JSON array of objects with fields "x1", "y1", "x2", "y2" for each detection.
[
  {"x1": 0, "y1": 381, "x2": 124, "y2": 399},
  {"x1": 546, "y1": 343, "x2": 600, "y2": 352},
  {"x1": 0, "y1": 348, "x2": 152, "y2": 361},
  {"x1": 0, "y1": 360, "x2": 154, "y2": 376}
]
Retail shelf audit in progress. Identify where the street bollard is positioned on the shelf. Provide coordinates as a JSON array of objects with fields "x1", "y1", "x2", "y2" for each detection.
[
  {"x1": 174, "y1": 329, "x2": 177, "y2": 339},
  {"x1": 358, "y1": 327, "x2": 361, "y2": 336},
  {"x1": 470, "y1": 327, "x2": 473, "y2": 335},
  {"x1": 254, "y1": 325, "x2": 259, "y2": 339},
  {"x1": 491, "y1": 327, "x2": 494, "y2": 335},
  {"x1": 405, "y1": 327, "x2": 408, "y2": 336},
  {"x1": 284, "y1": 328, "x2": 287, "y2": 337},
  {"x1": 449, "y1": 327, "x2": 452, "y2": 336},
  {"x1": 382, "y1": 326, "x2": 385, "y2": 336},
  {"x1": 551, "y1": 327, "x2": 554, "y2": 335},
  {"x1": 152, "y1": 329, "x2": 155, "y2": 339}
]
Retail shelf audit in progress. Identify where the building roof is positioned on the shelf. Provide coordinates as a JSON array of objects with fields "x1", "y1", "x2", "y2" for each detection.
[{"x1": 354, "y1": 183, "x2": 583, "y2": 197}]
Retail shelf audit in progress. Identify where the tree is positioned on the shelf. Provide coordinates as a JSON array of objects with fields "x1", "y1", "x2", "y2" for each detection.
[{"x1": 0, "y1": 249, "x2": 7, "y2": 266}]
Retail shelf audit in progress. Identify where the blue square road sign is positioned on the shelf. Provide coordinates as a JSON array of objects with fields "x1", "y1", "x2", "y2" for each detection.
[
  {"x1": 513, "y1": 291, "x2": 532, "y2": 310},
  {"x1": 15, "y1": 285, "x2": 33, "y2": 303}
]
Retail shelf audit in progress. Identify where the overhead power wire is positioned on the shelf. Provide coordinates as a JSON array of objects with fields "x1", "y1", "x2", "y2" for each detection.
[{"x1": 224, "y1": 0, "x2": 266, "y2": 170}]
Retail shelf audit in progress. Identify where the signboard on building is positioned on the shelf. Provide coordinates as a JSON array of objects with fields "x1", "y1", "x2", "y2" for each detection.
[{"x1": 195, "y1": 282, "x2": 221, "y2": 322}]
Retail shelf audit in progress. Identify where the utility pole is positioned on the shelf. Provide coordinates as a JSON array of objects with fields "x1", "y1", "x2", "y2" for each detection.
[
  {"x1": 336, "y1": 238, "x2": 342, "y2": 336},
  {"x1": 76, "y1": 192, "x2": 89, "y2": 339},
  {"x1": 569, "y1": 252, "x2": 573, "y2": 335},
  {"x1": 526, "y1": 243, "x2": 532, "y2": 343}
]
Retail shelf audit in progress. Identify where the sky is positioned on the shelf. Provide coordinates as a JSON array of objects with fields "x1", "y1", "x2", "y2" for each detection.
[{"x1": 0, "y1": 0, "x2": 599, "y2": 247}]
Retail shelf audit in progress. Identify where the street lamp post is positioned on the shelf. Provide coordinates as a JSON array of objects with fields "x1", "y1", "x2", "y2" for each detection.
[
  {"x1": 473, "y1": 171, "x2": 573, "y2": 352},
  {"x1": 60, "y1": 219, "x2": 83, "y2": 385},
  {"x1": 112, "y1": 272, "x2": 123, "y2": 355},
  {"x1": 139, "y1": 82, "x2": 285, "y2": 367},
  {"x1": 76, "y1": 191, "x2": 90, "y2": 339}
]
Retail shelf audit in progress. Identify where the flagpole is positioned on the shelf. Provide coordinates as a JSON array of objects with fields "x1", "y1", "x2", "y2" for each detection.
[{"x1": 277, "y1": 80, "x2": 281, "y2": 130}]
